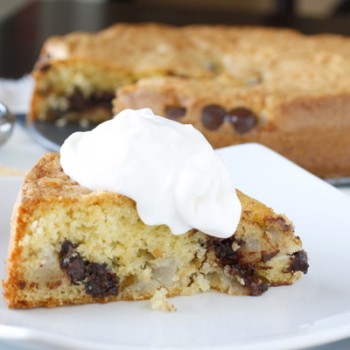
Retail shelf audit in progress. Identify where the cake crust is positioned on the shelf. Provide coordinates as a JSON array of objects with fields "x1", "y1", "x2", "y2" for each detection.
[{"x1": 3, "y1": 153, "x2": 308, "y2": 309}]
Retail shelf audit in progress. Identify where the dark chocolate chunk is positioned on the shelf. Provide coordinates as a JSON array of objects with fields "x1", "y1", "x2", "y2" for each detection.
[
  {"x1": 48, "y1": 108, "x2": 65, "y2": 121},
  {"x1": 59, "y1": 240, "x2": 120, "y2": 297},
  {"x1": 201, "y1": 104, "x2": 226, "y2": 130},
  {"x1": 290, "y1": 250, "x2": 309, "y2": 274},
  {"x1": 59, "y1": 240, "x2": 85, "y2": 284},
  {"x1": 265, "y1": 216, "x2": 292, "y2": 232},
  {"x1": 230, "y1": 262, "x2": 269, "y2": 296},
  {"x1": 68, "y1": 89, "x2": 86, "y2": 111},
  {"x1": 211, "y1": 238, "x2": 239, "y2": 266},
  {"x1": 247, "y1": 276, "x2": 269, "y2": 296},
  {"x1": 227, "y1": 107, "x2": 257, "y2": 134},
  {"x1": 67, "y1": 89, "x2": 115, "y2": 111},
  {"x1": 85, "y1": 262, "x2": 119, "y2": 297},
  {"x1": 47, "y1": 89, "x2": 115, "y2": 122},
  {"x1": 88, "y1": 91, "x2": 115, "y2": 109},
  {"x1": 208, "y1": 237, "x2": 270, "y2": 296},
  {"x1": 165, "y1": 106, "x2": 186, "y2": 120}
]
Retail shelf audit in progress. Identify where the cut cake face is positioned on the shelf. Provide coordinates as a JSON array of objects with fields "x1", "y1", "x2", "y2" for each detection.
[{"x1": 3, "y1": 153, "x2": 308, "y2": 309}]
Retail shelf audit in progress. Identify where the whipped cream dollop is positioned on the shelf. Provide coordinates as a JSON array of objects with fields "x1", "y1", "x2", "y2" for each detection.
[{"x1": 60, "y1": 108, "x2": 241, "y2": 238}]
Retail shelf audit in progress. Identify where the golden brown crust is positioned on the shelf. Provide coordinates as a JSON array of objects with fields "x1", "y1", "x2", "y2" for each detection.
[{"x1": 32, "y1": 23, "x2": 350, "y2": 98}]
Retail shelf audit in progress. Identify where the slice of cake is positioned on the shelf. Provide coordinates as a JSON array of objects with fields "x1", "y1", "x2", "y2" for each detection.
[
  {"x1": 28, "y1": 23, "x2": 350, "y2": 178},
  {"x1": 3, "y1": 109, "x2": 308, "y2": 309},
  {"x1": 113, "y1": 75, "x2": 350, "y2": 178}
]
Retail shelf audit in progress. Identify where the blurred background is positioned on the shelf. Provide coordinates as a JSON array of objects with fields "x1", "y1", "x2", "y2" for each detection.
[
  {"x1": 2, "y1": 0, "x2": 350, "y2": 21},
  {"x1": 1, "y1": 0, "x2": 350, "y2": 79}
]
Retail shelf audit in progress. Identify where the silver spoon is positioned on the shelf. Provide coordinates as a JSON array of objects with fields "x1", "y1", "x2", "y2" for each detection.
[{"x1": 0, "y1": 102, "x2": 15, "y2": 146}]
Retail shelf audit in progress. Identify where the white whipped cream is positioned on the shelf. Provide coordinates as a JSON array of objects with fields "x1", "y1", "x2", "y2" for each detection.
[{"x1": 60, "y1": 108, "x2": 241, "y2": 238}]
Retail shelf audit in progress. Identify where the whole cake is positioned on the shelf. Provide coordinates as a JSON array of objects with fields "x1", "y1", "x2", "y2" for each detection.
[
  {"x1": 29, "y1": 23, "x2": 350, "y2": 178},
  {"x1": 3, "y1": 109, "x2": 308, "y2": 309}
]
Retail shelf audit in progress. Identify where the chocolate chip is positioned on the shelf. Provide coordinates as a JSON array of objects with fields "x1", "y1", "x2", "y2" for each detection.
[
  {"x1": 165, "y1": 106, "x2": 186, "y2": 120},
  {"x1": 265, "y1": 216, "x2": 292, "y2": 232},
  {"x1": 211, "y1": 238, "x2": 239, "y2": 266},
  {"x1": 59, "y1": 240, "x2": 120, "y2": 297},
  {"x1": 227, "y1": 107, "x2": 257, "y2": 134},
  {"x1": 208, "y1": 237, "x2": 270, "y2": 296},
  {"x1": 201, "y1": 104, "x2": 226, "y2": 130},
  {"x1": 67, "y1": 88, "x2": 114, "y2": 112},
  {"x1": 68, "y1": 89, "x2": 86, "y2": 111},
  {"x1": 247, "y1": 276, "x2": 269, "y2": 296},
  {"x1": 290, "y1": 250, "x2": 309, "y2": 274},
  {"x1": 85, "y1": 262, "x2": 119, "y2": 297},
  {"x1": 229, "y1": 262, "x2": 269, "y2": 296},
  {"x1": 88, "y1": 91, "x2": 115, "y2": 109},
  {"x1": 59, "y1": 240, "x2": 85, "y2": 284},
  {"x1": 48, "y1": 108, "x2": 66, "y2": 121}
]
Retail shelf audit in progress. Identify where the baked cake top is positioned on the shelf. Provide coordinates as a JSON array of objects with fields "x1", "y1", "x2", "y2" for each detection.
[{"x1": 36, "y1": 23, "x2": 350, "y2": 96}]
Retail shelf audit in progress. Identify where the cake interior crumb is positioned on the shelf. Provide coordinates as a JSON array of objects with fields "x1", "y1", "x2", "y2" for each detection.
[{"x1": 150, "y1": 288, "x2": 177, "y2": 312}]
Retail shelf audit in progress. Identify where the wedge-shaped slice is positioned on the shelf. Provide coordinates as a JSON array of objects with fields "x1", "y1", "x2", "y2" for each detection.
[{"x1": 3, "y1": 153, "x2": 308, "y2": 308}]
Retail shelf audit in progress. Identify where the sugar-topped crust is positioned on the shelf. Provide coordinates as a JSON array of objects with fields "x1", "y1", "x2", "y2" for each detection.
[{"x1": 36, "y1": 23, "x2": 350, "y2": 93}]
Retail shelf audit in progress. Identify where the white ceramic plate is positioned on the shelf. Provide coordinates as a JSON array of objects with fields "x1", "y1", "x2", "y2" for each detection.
[{"x1": 1, "y1": 143, "x2": 350, "y2": 350}]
